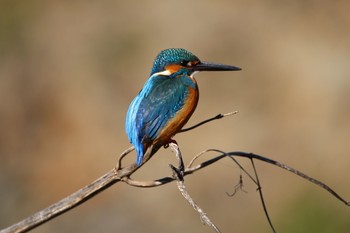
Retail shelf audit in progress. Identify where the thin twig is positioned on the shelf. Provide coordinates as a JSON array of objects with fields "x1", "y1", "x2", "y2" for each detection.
[
  {"x1": 179, "y1": 111, "x2": 238, "y2": 133},
  {"x1": 169, "y1": 142, "x2": 185, "y2": 174},
  {"x1": 250, "y1": 158, "x2": 276, "y2": 233},
  {"x1": 116, "y1": 146, "x2": 135, "y2": 170},
  {"x1": 170, "y1": 165, "x2": 221, "y2": 233},
  {"x1": 198, "y1": 149, "x2": 258, "y2": 185},
  {"x1": 169, "y1": 143, "x2": 221, "y2": 233}
]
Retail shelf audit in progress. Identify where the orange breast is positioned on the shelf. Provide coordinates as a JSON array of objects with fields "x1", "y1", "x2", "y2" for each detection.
[{"x1": 154, "y1": 85, "x2": 199, "y2": 145}]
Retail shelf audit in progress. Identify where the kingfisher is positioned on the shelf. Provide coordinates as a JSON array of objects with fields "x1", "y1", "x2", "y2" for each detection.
[{"x1": 125, "y1": 48, "x2": 241, "y2": 165}]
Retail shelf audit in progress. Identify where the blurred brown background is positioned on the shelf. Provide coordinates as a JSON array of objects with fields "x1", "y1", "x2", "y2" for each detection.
[{"x1": 1, "y1": 1, "x2": 349, "y2": 232}]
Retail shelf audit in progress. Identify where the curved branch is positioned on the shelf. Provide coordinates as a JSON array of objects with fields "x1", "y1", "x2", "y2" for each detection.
[
  {"x1": 229, "y1": 152, "x2": 350, "y2": 206},
  {"x1": 119, "y1": 149, "x2": 350, "y2": 207}
]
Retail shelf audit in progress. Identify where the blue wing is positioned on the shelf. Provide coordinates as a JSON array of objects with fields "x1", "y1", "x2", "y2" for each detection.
[{"x1": 125, "y1": 74, "x2": 190, "y2": 165}]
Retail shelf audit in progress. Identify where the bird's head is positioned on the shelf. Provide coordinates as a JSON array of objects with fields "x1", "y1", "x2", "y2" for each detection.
[{"x1": 150, "y1": 48, "x2": 241, "y2": 77}]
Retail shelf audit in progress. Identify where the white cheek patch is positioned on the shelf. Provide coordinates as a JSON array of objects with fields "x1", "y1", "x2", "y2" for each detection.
[
  {"x1": 150, "y1": 68, "x2": 199, "y2": 80},
  {"x1": 149, "y1": 70, "x2": 172, "y2": 79}
]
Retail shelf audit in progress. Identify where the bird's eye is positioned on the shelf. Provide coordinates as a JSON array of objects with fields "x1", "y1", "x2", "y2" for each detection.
[{"x1": 180, "y1": 60, "x2": 189, "y2": 66}]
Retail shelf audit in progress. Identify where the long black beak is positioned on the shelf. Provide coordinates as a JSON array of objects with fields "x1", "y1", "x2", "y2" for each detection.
[{"x1": 192, "y1": 61, "x2": 241, "y2": 71}]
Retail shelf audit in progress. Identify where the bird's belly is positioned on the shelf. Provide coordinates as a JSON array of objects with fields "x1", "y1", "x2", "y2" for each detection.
[{"x1": 155, "y1": 87, "x2": 199, "y2": 145}]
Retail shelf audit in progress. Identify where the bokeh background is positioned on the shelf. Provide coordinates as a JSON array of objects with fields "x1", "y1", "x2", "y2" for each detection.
[{"x1": 1, "y1": 1, "x2": 349, "y2": 232}]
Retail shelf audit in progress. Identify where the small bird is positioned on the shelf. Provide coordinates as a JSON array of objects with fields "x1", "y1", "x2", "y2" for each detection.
[{"x1": 125, "y1": 48, "x2": 241, "y2": 165}]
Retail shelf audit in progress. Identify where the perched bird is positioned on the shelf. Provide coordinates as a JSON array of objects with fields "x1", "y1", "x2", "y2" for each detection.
[{"x1": 125, "y1": 48, "x2": 241, "y2": 165}]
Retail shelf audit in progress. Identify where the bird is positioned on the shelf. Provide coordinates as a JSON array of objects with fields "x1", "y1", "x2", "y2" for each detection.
[{"x1": 125, "y1": 48, "x2": 241, "y2": 166}]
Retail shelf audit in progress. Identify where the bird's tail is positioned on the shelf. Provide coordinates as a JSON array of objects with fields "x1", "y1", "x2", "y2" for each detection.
[{"x1": 136, "y1": 144, "x2": 161, "y2": 166}]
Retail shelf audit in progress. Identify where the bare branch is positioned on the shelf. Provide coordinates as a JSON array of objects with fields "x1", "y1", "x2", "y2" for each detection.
[
  {"x1": 170, "y1": 164, "x2": 221, "y2": 233},
  {"x1": 228, "y1": 152, "x2": 350, "y2": 206},
  {"x1": 179, "y1": 111, "x2": 238, "y2": 133},
  {"x1": 169, "y1": 143, "x2": 221, "y2": 233},
  {"x1": 196, "y1": 149, "x2": 258, "y2": 185},
  {"x1": 116, "y1": 149, "x2": 350, "y2": 209},
  {"x1": 249, "y1": 158, "x2": 276, "y2": 233}
]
